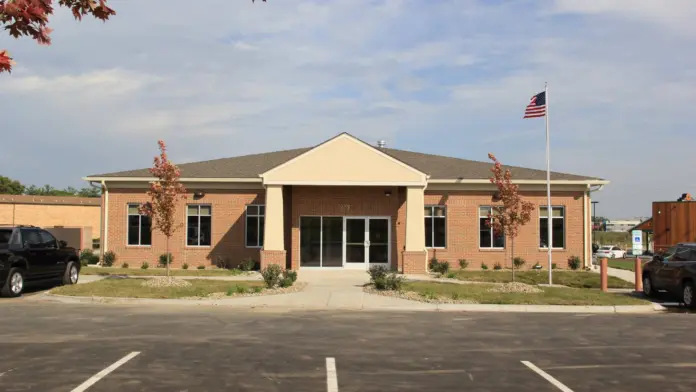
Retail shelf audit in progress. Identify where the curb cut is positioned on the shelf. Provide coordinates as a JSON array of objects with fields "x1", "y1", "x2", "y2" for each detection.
[{"x1": 37, "y1": 293, "x2": 666, "y2": 314}]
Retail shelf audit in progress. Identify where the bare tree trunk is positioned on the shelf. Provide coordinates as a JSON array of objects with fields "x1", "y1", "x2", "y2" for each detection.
[
  {"x1": 511, "y1": 236, "x2": 516, "y2": 282},
  {"x1": 166, "y1": 236, "x2": 170, "y2": 278}
]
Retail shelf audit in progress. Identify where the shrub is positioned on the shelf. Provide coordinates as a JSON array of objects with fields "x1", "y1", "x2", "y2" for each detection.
[
  {"x1": 141, "y1": 262, "x2": 149, "y2": 270},
  {"x1": 121, "y1": 262, "x2": 129, "y2": 269},
  {"x1": 182, "y1": 263, "x2": 189, "y2": 270},
  {"x1": 159, "y1": 253, "x2": 173, "y2": 267},
  {"x1": 283, "y1": 269, "x2": 298, "y2": 283},
  {"x1": 481, "y1": 262, "x2": 489, "y2": 270},
  {"x1": 429, "y1": 259, "x2": 450, "y2": 275},
  {"x1": 567, "y1": 256, "x2": 581, "y2": 270},
  {"x1": 493, "y1": 262, "x2": 502, "y2": 270},
  {"x1": 279, "y1": 277, "x2": 294, "y2": 288},
  {"x1": 238, "y1": 258, "x2": 258, "y2": 272},
  {"x1": 451, "y1": 292, "x2": 461, "y2": 300},
  {"x1": 446, "y1": 272, "x2": 456, "y2": 279},
  {"x1": 422, "y1": 289, "x2": 438, "y2": 300},
  {"x1": 226, "y1": 287, "x2": 234, "y2": 296},
  {"x1": 552, "y1": 263, "x2": 558, "y2": 270},
  {"x1": 102, "y1": 251, "x2": 117, "y2": 267},
  {"x1": 513, "y1": 257, "x2": 526, "y2": 269},
  {"x1": 236, "y1": 285, "x2": 248, "y2": 294},
  {"x1": 458, "y1": 259, "x2": 469, "y2": 269},
  {"x1": 369, "y1": 265, "x2": 403, "y2": 290},
  {"x1": 197, "y1": 265, "x2": 205, "y2": 270},
  {"x1": 79, "y1": 249, "x2": 99, "y2": 266},
  {"x1": 532, "y1": 262, "x2": 542, "y2": 270},
  {"x1": 261, "y1": 264, "x2": 283, "y2": 288},
  {"x1": 253, "y1": 286, "x2": 263, "y2": 293}
]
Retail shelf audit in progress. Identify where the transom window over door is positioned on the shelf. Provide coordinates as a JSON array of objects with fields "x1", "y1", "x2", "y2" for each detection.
[
  {"x1": 187, "y1": 205, "x2": 212, "y2": 246},
  {"x1": 127, "y1": 204, "x2": 152, "y2": 246},
  {"x1": 479, "y1": 206, "x2": 505, "y2": 248},
  {"x1": 540, "y1": 206, "x2": 565, "y2": 248},
  {"x1": 246, "y1": 205, "x2": 265, "y2": 248},
  {"x1": 424, "y1": 206, "x2": 446, "y2": 248}
]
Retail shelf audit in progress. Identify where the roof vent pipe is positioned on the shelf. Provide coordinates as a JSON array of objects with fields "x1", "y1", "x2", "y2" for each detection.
[{"x1": 377, "y1": 140, "x2": 386, "y2": 148}]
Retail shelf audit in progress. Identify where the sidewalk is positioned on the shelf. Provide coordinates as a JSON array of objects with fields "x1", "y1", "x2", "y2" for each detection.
[{"x1": 589, "y1": 265, "x2": 636, "y2": 284}]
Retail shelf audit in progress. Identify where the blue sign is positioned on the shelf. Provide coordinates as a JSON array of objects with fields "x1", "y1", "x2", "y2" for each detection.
[{"x1": 632, "y1": 230, "x2": 643, "y2": 256}]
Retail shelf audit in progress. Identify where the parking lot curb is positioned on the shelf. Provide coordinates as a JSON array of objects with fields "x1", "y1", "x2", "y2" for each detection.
[{"x1": 38, "y1": 293, "x2": 666, "y2": 313}]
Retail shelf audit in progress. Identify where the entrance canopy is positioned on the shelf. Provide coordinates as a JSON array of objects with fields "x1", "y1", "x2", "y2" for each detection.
[{"x1": 260, "y1": 133, "x2": 427, "y2": 186}]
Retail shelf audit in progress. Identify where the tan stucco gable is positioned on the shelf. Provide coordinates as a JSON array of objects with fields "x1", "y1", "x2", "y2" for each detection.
[{"x1": 261, "y1": 133, "x2": 427, "y2": 186}]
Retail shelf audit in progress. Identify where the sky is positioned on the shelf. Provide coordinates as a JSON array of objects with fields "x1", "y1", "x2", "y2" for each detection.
[{"x1": 1, "y1": 0, "x2": 694, "y2": 219}]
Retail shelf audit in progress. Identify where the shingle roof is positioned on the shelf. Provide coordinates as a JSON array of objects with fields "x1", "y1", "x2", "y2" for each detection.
[{"x1": 91, "y1": 145, "x2": 601, "y2": 182}]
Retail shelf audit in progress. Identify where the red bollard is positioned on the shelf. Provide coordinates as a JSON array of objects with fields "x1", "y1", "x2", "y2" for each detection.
[
  {"x1": 600, "y1": 257, "x2": 608, "y2": 292},
  {"x1": 635, "y1": 257, "x2": 643, "y2": 292}
]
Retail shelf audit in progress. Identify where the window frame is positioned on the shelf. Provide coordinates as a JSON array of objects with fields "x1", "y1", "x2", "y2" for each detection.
[
  {"x1": 245, "y1": 204, "x2": 265, "y2": 248},
  {"x1": 479, "y1": 206, "x2": 505, "y2": 249},
  {"x1": 186, "y1": 204, "x2": 213, "y2": 248},
  {"x1": 126, "y1": 203, "x2": 152, "y2": 247},
  {"x1": 539, "y1": 205, "x2": 566, "y2": 250},
  {"x1": 424, "y1": 205, "x2": 447, "y2": 249}
]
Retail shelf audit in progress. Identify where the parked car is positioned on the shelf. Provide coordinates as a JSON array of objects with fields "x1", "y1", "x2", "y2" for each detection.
[
  {"x1": 596, "y1": 245, "x2": 626, "y2": 259},
  {"x1": 642, "y1": 243, "x2": 696, "y2": 308},
  {"x1": 0, "y1": 225, "x2": 81, "y2": 297}
]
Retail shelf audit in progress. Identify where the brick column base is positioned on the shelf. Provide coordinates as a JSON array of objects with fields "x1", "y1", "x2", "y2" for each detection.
[
  {"x1": 402, "y1": 250, "x2": 428, "y2": 274},
  {"x1": 260, "y1": 250, "x2": 287, "y2": 269}
]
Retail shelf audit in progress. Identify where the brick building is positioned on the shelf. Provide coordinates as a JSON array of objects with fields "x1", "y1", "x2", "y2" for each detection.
[{"x1": 84, "y1": 133, "x2": 607, "y2": 273}]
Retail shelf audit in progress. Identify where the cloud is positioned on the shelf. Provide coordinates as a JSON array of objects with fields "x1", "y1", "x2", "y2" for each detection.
[{"x1": 0, "y1": 0, "x2": 694, "y2": 219}]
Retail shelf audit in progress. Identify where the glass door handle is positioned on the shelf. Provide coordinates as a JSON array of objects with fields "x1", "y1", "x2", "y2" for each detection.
[{"x1": 365, "y1": 240, "x2": 370, "y2": 246}]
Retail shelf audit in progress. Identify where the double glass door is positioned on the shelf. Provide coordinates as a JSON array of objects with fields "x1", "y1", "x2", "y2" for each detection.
[{"x1": 344, "y1": 217, "x2": 390, "y2": 269}]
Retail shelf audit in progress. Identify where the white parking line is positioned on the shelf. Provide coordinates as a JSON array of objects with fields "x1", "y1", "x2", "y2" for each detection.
[
  {"x1": 521, "y1": 361, "x2": 574, "y2": 392},
  {"x1": 326, "y1": 357, "x2": 338, "y2": 392},
  {"x1": 70, "y1": 352, "x2": 140, "y2": 392}
]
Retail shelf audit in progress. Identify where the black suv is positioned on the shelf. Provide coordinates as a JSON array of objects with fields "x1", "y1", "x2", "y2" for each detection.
[
  {"x1": 0, "y1": 226, "x2": 81, "y2": 297},
  {"x1": 642, "y1": 243, "x2": 696, "y2": 308}
]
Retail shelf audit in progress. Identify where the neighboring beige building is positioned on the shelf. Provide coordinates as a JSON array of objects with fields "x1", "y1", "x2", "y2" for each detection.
[
  {"x1": 0, "y1": 195, "x2": 101, "y2": 249},
  {"x1": 85, "y1": 133, "x2": 608, "y2": 273}
]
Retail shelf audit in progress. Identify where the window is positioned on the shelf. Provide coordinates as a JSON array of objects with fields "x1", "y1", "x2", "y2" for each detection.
[
  {"x1": 246, "y1": 205, "x2": 265, "y2": 247},
  {"x1": 187, "y1": 205, "x2": 212, "y2": 246},
  {"x1": 38, "y1": 230, "x2": 57, "y2": 248},
  {"x1": 479, "y1": 206, "x2": 505, "y2": 248},
  {"x1": 21, "y1": 229, "x2": 42, "y2": 248},
  {"x1": 540, "y1": 206, "x2": 565, "y2": 249},
  {"x1": 127, "y1": 204, "x2": 152, "y2": 246},
  {"x1": 424, "y1": 206, "x2": 446, "y2": 248}
]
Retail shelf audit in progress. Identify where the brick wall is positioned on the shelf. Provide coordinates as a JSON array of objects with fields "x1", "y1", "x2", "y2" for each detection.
[
  {"x1": 424, "y1": 190, "x2": 588, "y2": 270},
  {"x1": 106, "y1": 188, "x2": 263, "y2": 268},
  {"x1": 0, "y1": 203, "x2": 100, "y2": 238},
  {"x1": 290, "y1": 186, "x2": 403, "y2": 270}
]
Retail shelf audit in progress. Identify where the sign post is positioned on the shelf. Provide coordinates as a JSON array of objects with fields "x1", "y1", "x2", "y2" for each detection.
[{"x1": 631, "y1": 230, "x2": 643, "y2": 256}]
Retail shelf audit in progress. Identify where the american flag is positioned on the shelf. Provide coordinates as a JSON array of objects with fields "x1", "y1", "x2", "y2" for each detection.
[{"x1": 523, "y1": 91, "x2": 546, "y2": 118}]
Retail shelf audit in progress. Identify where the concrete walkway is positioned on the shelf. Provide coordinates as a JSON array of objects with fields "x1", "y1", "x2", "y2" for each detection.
[{"x1": 589, "y1": 265, "x2": 636, "y2": 284}]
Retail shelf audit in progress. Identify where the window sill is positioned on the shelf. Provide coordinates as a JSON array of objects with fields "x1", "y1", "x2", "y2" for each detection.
[
  {"x1": 126, "y1": 245, "x2": 152, "y2": 248},
  {"x1": 539, "y1": 248, "x2": 566, "y2": 251},
  {"x1": 479, "y1": 248, "x2": 506, "y2": 251},
  {"x1": 186, "y1": 245, "x2": 211, "y2": 249},
  {"x1": 426, "y1": 247, "x2": 447, "y2": 250},
  {"x1": 246, "y1": 246, "x2": 263, "y2": 249}
]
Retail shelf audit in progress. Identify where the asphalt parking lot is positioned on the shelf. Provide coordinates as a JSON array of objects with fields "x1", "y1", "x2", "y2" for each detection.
[{"x1": 1, "y1": 301, "x2": 696, "y2": 391}]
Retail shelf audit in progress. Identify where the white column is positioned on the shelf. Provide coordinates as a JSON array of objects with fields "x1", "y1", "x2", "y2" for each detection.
[
  {"x1": 263, "y1": 185, "x2": 284, "y2": 251},
  {"x1": 405, "y1": 186, "x2": 426, "y2": 252}
]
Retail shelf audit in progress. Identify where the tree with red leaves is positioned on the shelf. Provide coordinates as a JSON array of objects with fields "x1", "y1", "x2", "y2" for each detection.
[
  {"x1": 487, "y1": 153, "x2": 535, "y2": 281},
  {"x1": 140, "y1": 140, "x2": 187, "y2": 278},
  {"x1": 1, "y1": 0, "x2": 266, "y2": 73}
]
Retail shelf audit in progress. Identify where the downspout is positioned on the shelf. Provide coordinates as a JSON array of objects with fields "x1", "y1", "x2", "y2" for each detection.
[
  {"x1": 583, "y1": 186, "x2": 589, "y2": 269},
  {"x1": 89, "y1": 180, "x2": 108, "y2": 254},
  {"x1": 587, "y1": 184, "x2": 605, "y2": 269}
]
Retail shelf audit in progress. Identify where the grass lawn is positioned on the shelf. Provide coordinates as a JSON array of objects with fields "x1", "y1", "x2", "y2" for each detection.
[
  {"x1": 607, "y1": 259, "x2": 646, "y2": 272},
  {"x1": 404, "y1": 282, "x2": 647, "y2": 306},
  {"x1": 454, "y1": 270, "x2": 633, "y2": 289},
  {"x1": 81, "y1": 266, "x2": 246, "y2": 277},
  {"x1": 52, "y1": 278, "x2": 264, "y2": 298}
]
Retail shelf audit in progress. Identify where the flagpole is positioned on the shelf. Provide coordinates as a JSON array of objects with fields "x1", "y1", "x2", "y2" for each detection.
[{"x1": 545, "y1": 82, "x2": 553, "y2": 285}]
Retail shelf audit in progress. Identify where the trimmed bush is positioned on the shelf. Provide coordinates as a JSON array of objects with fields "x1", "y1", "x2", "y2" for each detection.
[
  {"x1": 493, "y1": 262, "x2": 502, "y2": 270},
  {"x1": 279, "y1": 277, "x2": 294, "y2": 288},
  {"x1": 197, "y1": 265, "x2": 205, "y2": 270},
  {"x1": 182, "y1": 263, "x2": 189, "y2": 270},
  {"x1": 141, "y1": 262, "x2": 149, "y2": 270},
  {"x1": 261, "y1": 264, "x2": 283, "y2": 288},
  {"x1": 552, "y1": 263, "x2": 558, "y2": 269},
  {"x1": 236, "y1": 285, "x2": 247, "y2": 294},
  {"x1": 121, "y1": 262, "x2": 129, "y2": 269},
  {"x1": 446, "y1": 272, "x2": 456, "y2": 279},
  {"x1": 513, "y1": 257, "x2": 526, "y2": 269},
  {"x1": 458, "y1": 259, "x2": 469, "y2": 269},
  {"x1": 368, "y1": 265, "x2": 389, "y2": 282},
  {"x1": 429, "y1": 258, "x2": 450, "y2": 275},
  {"x1": 369, "y1": 265, "x2": 403, "y2": 291},
  {"x1": 102, "y1": 251, "x2": 117, "y2": 267},
  {"x1": 215, "y1": 256, "x2": 234, "y2": 269},
  {"x1": 159, "y1": 253, "x2": 173, "y2": 267},
  {"x1": 481, "y1": 263, "x2": 489, "y2": 270},
  {"x1": 253, "y1": 286, "x2": 263, "y2": 293},
  {"x1": 238, "y1": 258, "x2": 257, "y2": 271},
  {"x1": 567, "y1": 256, "x2": 581, "y2": 270},
  {"x1": 79, "y1": 249, "x2": 100, "y2": 266},
  {"x1": 283, "y1": 269, "x2": 298, "y2": 283}
]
